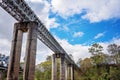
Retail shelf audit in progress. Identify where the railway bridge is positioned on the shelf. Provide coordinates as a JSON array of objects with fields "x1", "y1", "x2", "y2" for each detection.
[{"x1": 0, "y1": 0, "x2": 81, "y2": 80}]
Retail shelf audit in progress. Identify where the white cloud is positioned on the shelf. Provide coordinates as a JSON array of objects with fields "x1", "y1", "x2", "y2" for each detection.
[
  {"x1": 73, "y1": 32, "x2": 84, "y2": 38},
  {"x1": 54, "y1": 36, "x2": 91, "y2": 62},
  {"x1": 51, "y1": 0, "x2": 120, "y2": 22},
  {"x1": 0, "y1": 38, "x2": 11, "y2": 56},
  {"x1": 35, "y1": 40, "x2": 53, "y2": 64},
  {"x1": 94, "y1": 32, "x2": 105, "y2": 39},
  {"x1": 26, "y1": 0, "x2": 59, "y2": 30},
  {"x1": 0, "y1": 7, "x2": 15, "y2": 56},
  {"x1": 99, "y1": 38, "x2": 120, "y2": 54},
  {"x1": 62, "y1": 26, "x2": 69, "y2": 32},
  {"x1": 35, "y1": 37, "x2": 120, "y2": 63},
  {"x1": 46, "y1": 18, "x2": 60, "y2": 29},
  {"x1": 26, "y1": 0, "x2": 43, "y2": 3},
  {"x1": 56, "y1": 37, "x2": 120, "y2": 62}
]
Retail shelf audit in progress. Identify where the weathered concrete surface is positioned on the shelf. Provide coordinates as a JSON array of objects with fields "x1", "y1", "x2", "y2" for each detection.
[
  {"x1": 7, "y1": 22, "x2": 38, "y2": 80},
  {"x1": 71, "y1": 65, "x2": 74, "y2": 80},
  {"x1": 23, "y1": 22, "x2": 38, "y2": 80},
  {"x1": 60, "y1": 54, "x2": 65, "y2": 80},
  {"x1": 52, "y1": 54, "x2": 57, "y2": 80},
  {"x1": 7, "y1": 23, "x2": 24, "y2": 80}
]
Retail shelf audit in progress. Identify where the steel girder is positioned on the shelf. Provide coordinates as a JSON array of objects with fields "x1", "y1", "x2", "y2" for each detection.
[{"x1": 0, "y1": 0, "x2": 78, "y2": 67}]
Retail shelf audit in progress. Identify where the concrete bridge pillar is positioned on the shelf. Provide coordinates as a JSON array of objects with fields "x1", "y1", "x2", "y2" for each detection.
[
  {"x1": 51, "y1": 53, "x2": 75, "y2": 80},
  {"x1": 7, "y1": 22, "x2": 38, "y2": 80},
  {"x1": 60, "y1": 54, "x2": 65, "y2": 80},
  {"x1": 23, "y1": 22, "x2": 38, "y2": 80},
  {"x1": 70, "y1": 65, "x2": 74, "y2": 80},
  {"x1": 7, "y1": 23, "x2": 24, "y2": 80},
  {"x1": 65, "y1": 64, "x2": 68, "y2": 80},
  {"x1": 51, "y1": 54, "x2": 57, "y2": 80},
  {"x1": 52, "y1": 53, "x2": 66, "y2": 80}
]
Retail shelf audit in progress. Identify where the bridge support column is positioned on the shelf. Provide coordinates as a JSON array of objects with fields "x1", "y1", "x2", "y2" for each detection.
[
  {"x1": 52, "y1": 54, "x2": 57, "y2": 80},
  {"x1": 7, "y1": 23, "x2": 24, "y2": 80},
  {"x1": 71, "y1": 65, "x2": 74, "y2": 80},
  {"x1": 7, "y1": 22, "x2": 38, "y2": 80},
  {"x1": 60, "y1": 54, "x2": 65, "y2": 80},
  {"x1": 65, "y1": 64, "x2": 68, "y2": 80},
  {"x1": 23, "y1": 22, "x2": 38, "y2": 80}
]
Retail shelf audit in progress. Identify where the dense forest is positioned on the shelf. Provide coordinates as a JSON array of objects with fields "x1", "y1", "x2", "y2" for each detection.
[{"x1": 1, "y1": 43, "x2": 120, "y2": 80}]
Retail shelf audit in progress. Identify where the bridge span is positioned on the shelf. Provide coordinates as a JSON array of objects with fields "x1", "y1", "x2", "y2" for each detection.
[{"x1": 0, "y1": 0, "x2": 80, "y2": 80}]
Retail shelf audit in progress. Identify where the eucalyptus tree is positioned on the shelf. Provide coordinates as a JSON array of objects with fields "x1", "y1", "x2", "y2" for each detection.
[
  {"x1": 107, "y1": 44, "x2": 120, "y2": 64},
  {"x1": 88, "y1": 43, "x2": 104, "y2": 65}
]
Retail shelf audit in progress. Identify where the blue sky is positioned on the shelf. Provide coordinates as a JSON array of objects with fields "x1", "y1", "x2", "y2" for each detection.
[
  {"x1": 0, "y1": 0, "x2": 120, "y2": 63},
  {"x1": 50, "y1": 15, "x2": 120, "y2": 45},
  {"x1": 46, "y1": 0, "x2": 120, "y2": 45}
]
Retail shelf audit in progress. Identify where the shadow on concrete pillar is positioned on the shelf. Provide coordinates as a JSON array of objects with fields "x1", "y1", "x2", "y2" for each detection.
[
  {"x1": 7, "y1": 23, "x2": 24, "y2": 80},
  {"x1": 23, "y1": 22, "x2": 38, "y2": 80},
  {"x1": 51, "y1": 54, "x2": 57, "y2": 80}
]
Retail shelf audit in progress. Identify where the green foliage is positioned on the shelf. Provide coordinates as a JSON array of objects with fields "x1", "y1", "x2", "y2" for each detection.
[
  {"x1": 107, "y1": 44, "x2": 120, "y2": 64},
  {"x1": 108, "y1": 67, "x2": 120, "y2": 80},
  {"x1": 77, "y1": 43, "x2": 120, "y2": 80},
  {"x1": 19, "y1": 73, "x2": 23, "y2": 80},
  {"x1": 35, "y1": 56, "x2": 61, "y2": 80},
  {"x1": 35, "y1": 58, "x2": 52, "y2": 80},
  {"x1": 89, "y1": 43, "x2": 103, "y2": 55},
  {"x1": 89, "y1": 43, "x2": 104, "y2": 65}
]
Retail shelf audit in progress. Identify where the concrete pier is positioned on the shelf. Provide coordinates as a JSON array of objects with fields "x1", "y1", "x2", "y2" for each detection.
[
  {"x1": 71, "y1": 65, "x2": 74, "y2": 80},
  {"x1": 23, "y1": 22, "x2": 38, "y2": 80},
  {"x1": 60, "y1": 54, "x2": 65, "y2": 80},
  {"x1": 7, "y1": 23, "x2": 24, "y2": 80},
  {"x1": 7, "y1": 22, "x2": 38, "y2": 80},
  {"x1": 51, "y1": 53, "x2": 75, "y2": 80},
  {"x1": 51, "y1": 54, "x2": 57, "y2": 80},
  {"x1": 65, "y1": 64, "x2": 68, "y2": 80}
]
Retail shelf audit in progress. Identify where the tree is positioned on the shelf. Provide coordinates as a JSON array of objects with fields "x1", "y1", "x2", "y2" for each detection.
[
  {"x1": 76, "y1": 43, "x2": 120, "y2": 80},
  {"x1": 80, "y1": 58, "x2": 92, "y2": 72},
  {"x1": 107, "y1": 44, "x2": 120, "y2": 64},
  {"x1": 36, "y1": 59, "x2": 52, "y2": 80},
  {"x1": 89, "y1": 43, "x2": 103, "y2": 55},
  {"x1": 46, "y1": 55, "x2": 51, "y2": 61},
  {"x1": 88, "y1": 43, "x2": 104, "y2": 65},
  {"x1": 107, "y1": 44, "x2": 118, "y2": 55}
]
